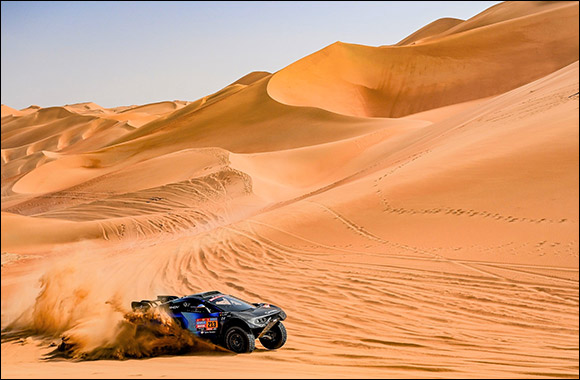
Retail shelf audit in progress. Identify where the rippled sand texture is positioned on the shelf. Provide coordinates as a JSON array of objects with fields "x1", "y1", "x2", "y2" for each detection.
[{"x1": 1, "y1": 1, "x2": 578, "y2": 378}]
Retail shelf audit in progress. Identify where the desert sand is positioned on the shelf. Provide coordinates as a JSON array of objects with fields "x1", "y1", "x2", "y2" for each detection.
[{"x1": 1, "y1": 1, "x2": 578, "y2": 378}]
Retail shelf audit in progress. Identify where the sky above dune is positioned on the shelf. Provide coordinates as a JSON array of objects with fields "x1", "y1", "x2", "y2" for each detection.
[{"x1": 1, "y1": 1, "x2": 500, "y2": 110}]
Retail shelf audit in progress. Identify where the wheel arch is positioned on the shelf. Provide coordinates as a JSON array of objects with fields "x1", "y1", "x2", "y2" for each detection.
[{"x1": 221, "y1": 317, "x2": 251, "y2": 335}]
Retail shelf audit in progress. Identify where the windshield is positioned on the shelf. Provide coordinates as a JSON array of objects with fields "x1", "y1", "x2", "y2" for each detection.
[{"x1": 206, "y1": 294, "x2": 254, "y2": 312}]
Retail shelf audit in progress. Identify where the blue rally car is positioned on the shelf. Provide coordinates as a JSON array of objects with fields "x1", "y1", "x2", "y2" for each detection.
[{"x1": 131, "y1": 291, "x2": 287, "y2": 353}]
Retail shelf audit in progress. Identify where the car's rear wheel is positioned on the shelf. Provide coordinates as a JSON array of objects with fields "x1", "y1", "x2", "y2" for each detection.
[
  {"x1": 224, "y1": 326, "x2": 255, "y2": 353},
  {"x1": 259, "y1": 322, "x2": 287, "y2": 350}
]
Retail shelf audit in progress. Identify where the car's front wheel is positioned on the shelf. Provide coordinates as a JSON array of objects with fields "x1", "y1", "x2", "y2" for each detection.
[
  {"x1": 259, "y1": 322, "x2": 287, "y2": 350},
  {"x1": 224, "y1": 326, "x2": 255, "y2": 353}
]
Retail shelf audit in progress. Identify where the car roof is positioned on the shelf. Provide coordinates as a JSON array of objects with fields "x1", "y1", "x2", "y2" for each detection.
[{"x1": 187, "y1": 290, "x2": 223, "y2": 299}]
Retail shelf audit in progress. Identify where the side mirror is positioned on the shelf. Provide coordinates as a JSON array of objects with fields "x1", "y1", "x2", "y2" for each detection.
[{"x1": 195, "y1": 304, "x2": 210, "y2": 313}]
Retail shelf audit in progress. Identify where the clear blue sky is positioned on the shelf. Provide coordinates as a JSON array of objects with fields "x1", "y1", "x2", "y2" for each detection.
[{"x1": 1, "y1": 1, "x2": 500, "y2": 110}]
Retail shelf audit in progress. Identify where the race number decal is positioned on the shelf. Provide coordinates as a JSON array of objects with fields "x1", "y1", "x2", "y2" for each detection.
[{"x1": 196, "y1": 318, "x2": 218, "y2": 331}]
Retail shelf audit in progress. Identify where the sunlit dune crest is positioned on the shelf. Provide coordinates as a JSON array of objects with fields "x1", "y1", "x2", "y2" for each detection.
[
  {"x1": 395, "y1": 17, "x2": 464, "y2": 46},
  {"x1": 1, "y1": 1, "x2": 578, "y2": 378},
  {"x1": 1, "y1": 105, "x2": 24, "y2": 118}
]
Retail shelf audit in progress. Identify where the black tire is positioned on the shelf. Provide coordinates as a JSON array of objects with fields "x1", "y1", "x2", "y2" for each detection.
[
  {"x1": 259, "y1": 322, "x2": 287, "y2": 350},
  {"x1": 224, "y1": 326, "x2": 255, "y2": 353}
]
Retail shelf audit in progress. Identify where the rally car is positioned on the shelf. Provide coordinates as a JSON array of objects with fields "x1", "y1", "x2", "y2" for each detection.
[{"x1": 131, "y1": 290, "x2": 287, "y2": 353}]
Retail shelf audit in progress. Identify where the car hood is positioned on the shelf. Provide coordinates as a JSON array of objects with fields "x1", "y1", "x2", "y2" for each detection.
[{"x1": 230, "y1": 304, "x2": 286, "y2": 321}]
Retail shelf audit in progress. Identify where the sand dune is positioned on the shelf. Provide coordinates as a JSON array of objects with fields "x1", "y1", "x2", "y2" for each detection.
[
  {"x1": 18, "y1": 105, "x2": 41, "y2": 116},
  {"x1": 395, "y1": 17, "x2": 464, "y2": 46},
  {"x1": 229, "y1": 71, "x2": 272, "y2": 86},
  {"x1": 64, "y1": 102, "x2": 108, "y2": 115},
  {"x1": 1, "y1": 1, "x2": 578, "y2": 379},
  {"x1": 429, "y1": 1, "x2": 575, "y2": 41},
  {"x1": 268, "y1": 1, "x2": 578, "y2": 118},
  {"x1": 1, "y1": 105, "x2": 24, "y2": 118}
]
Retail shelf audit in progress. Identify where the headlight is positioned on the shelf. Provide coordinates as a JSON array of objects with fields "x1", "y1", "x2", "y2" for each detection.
[{"x1": 251, "y1": 316, "x2": 270, "y2": 326}]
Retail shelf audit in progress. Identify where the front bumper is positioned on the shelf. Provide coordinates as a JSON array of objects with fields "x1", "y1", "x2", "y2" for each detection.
[{"x1": 256, "y1": 317, "x2": 280, "y2": 339}]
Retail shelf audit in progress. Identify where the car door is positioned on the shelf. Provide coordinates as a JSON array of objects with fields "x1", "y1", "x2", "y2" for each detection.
[{"x1": 181, "y1": 301, "x2": 220, "y2": 337}]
